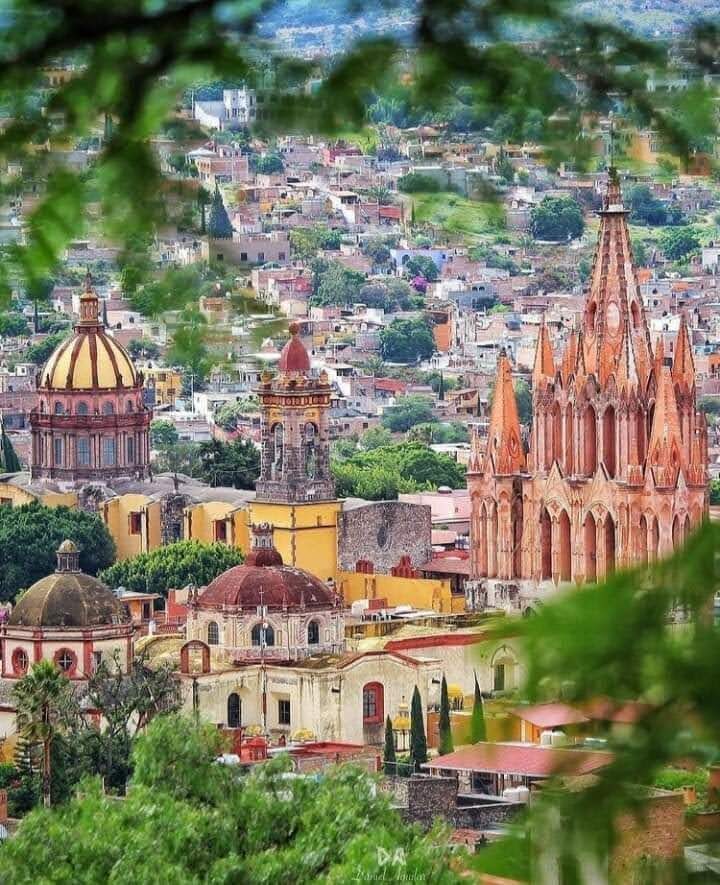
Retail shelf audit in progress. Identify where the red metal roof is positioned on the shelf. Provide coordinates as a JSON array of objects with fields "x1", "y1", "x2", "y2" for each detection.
[
  {"x1": 511, "y1": 703, "x2": 589, "y2": 729},
  {"x1": 426, "y1": 742, "x2": 612, "y2": 778},
  {"x1": 418, "y1": 558, "x2": 471, "y2": 576}
]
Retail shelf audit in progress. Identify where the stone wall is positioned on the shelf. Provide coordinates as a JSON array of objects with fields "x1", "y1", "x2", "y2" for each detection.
[
  {"x1": 160, "y1": 494, "x2": 190, "y2": 545},
  {"x1": 338, "y1": 502, "x2": 432, "y2": 574},
  {"x1": 405, "y1": 775, "x2": 458, "y2": 829}
]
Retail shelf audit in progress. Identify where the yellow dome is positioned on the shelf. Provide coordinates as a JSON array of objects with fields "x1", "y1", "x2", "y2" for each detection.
[{"x1": 41, "y1": 328, "x2": 138, "y2": 390}]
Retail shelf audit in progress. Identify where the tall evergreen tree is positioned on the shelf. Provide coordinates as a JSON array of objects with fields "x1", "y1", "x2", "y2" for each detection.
[
  {"x1": 409, "y1": 685, "x2": 427, "y2": 773},
  {"x1": 0, "y1": 417, "x2": 21, "y2": 472},
  {"x1": 470, "y1": 672, "x2": 486, "y2": 743},
  {"x1": 207, "y1": 185, "x2": 233, "y2": 239},
  {"x1": 11, "y1": 732, "x2": 39, "y2": 816},
  {"x1": 383, "y1": 715, "x2": 396, "y2": 775},
  {"x1": 438, "y1": 675, "x2": 454, "y2": 756}
]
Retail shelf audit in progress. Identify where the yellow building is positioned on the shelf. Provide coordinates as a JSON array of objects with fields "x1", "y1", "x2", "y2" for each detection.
[
  {"x1": 0, "y1": 315, "x2": 460, "y2": 615},
  {"x1": 143, "y1": 364, "x2": 183, "y2": 408}
]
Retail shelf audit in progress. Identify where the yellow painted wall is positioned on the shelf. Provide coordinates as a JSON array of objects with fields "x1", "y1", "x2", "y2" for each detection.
[
  {"x1": 231, "y1": 507, "x2": 250, "y2": 553},
  {"x1": 102, "y1": 494, "x2": 153, "y2": 560},
  {"x1": 338, "y1": 571, "x2": 455, "y2": 613},
  {"x1": 187, "y1": 501, "x2": 243, "y2": 545},
  {"x1": 249, "y1": 500, "x2": 341, "y2": 581},
  {"x1": 0, "y1": 482, "x2": 77, "y2": 509}
]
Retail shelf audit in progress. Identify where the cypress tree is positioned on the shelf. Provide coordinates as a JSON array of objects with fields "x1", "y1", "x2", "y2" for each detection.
[
  {"x1": 11, "y1": 733, "x2": 39, "y2": 815},
  {"x1": 383, "y1": 715, "x2": 396, "y2": 774},
  {"x1": 409, "y1": 685, "x2": 427, "y2": 773},
  {"x1": 0, "y1": 418, "x2": 21, "y2": 472},
  {"x1": 438, "y1": 675, "x2": 454, "y2": 756},
  {"x1": 470, "y1": 672, "x2": 486, "y2": 743},
  {"x1": 207, "y1": 185, "x2": 233, "y2": 239}
]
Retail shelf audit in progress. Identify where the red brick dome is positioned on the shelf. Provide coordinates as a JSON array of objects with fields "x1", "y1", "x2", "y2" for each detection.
[
  {"x1": 278, "y1": 323, "x2": 310, "y2": 373},
  {"x1": 198, "y1": 558, "x2": 336, "y2": 612}
]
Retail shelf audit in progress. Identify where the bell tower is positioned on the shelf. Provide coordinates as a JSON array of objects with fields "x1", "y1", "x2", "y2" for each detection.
[
  {"x1": 250, "y1": 325, "x2": 341, "y2": 580},
  {"x1": 255, "y1": 323, "x2": 335, "y2": 503}
]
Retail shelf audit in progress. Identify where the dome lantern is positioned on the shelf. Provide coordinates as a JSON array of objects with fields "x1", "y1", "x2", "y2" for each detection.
[{"x1": 56, "y1": 539, "x2": 80, "y2": 573}]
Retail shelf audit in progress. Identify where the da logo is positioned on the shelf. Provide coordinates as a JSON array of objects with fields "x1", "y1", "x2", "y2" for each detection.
[{"x1": 377, "y1": 847, "x2": 406, "y2": 868}]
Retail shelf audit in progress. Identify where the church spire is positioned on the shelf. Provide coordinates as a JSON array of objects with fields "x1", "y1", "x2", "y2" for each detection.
[
  {"x1": 560, "y1": 328, "x2": 578, "y2": 385},
  {"x1": 485, "y1": 351, "x2": 525, "y2": 475},
  {"x1": 532, "y1": 319, "x2": 555, "y2": 388},
  {"x1": 671, "y1": 313, "x2": 695, "y2": 392},
  {"x1": 647, "y1": 365, "x2": 685, "y2": 487},
  {"x1": 615, "y1": 320, "x2": 639, "y2": 394},
  {"x1": 583, "y1": 171, "x2": 653, "y2": 387}
]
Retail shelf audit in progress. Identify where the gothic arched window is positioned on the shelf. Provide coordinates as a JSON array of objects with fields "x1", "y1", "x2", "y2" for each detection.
[
  {"x1": 227, "y1": 692, "x2": 241, "y2": 728},
  {"x1": 271, "y1": 424, "x2": 283, "y2": 479},
  {"x1": 251, "y1": 623, "x2": 275, "y2": 647},
  {"x1": 304, "y1": 422, "x2": 317, "y2": 479}
]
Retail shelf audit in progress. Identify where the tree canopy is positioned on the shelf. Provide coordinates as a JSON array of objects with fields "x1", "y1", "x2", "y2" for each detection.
[
  {"x1": 530, "y1": 196, "x2": 585, "y2": 242},
  {"x1": 310, "y1": 261, "x2": 365, "y2": 308},
  {"x1": 381, "y1": 395, "x2": 437, "y2": 432},
  {"x1": 660, "y1": 226, "x2": 701, "y2": 261},
  {"x1": 379, "y1": 318, "x2": 435, "y2": 363},
  {"x1": 332, "y1": 441, "x2": 465, "y2": 500},
  {"x1": 0, "y1": 713, "x2": 458, "y2": 884},
  {"x1": 150, "y1": 418, "x2": 179, "y2": 448},
  {"x1": 207, "y1": 187, "x2": 233, "y2": 239},
  {"x1": 100, "y1": 540, "x2": 244, "y2": 595},
  {"x1": 195, "y1": 438, "x2": 261, "y2": 489},
  {"x1": 0, "y1": 503, "x2": 115, "y2": 603}
]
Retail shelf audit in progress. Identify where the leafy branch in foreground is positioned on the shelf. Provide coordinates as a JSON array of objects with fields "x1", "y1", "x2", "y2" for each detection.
[
  {"x1": 0, "y1": 0, "x2": 716, "y2": 301},
  {"x1": 481, "y1": 521, "x2": 720, "y2": 880}
]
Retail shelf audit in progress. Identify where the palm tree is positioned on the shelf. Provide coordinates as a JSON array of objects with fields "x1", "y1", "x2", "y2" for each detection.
[{"x1": 13, "y1": 660, "x2": 75, "y2": 807}]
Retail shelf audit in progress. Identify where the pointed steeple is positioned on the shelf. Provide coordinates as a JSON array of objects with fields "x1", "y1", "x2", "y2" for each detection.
[
  {"x1": 647, "y1": 365, "x2": 685, "y2": 486},
  {"x1": 485, "y1": 351, "x2": 525, "y2": 475},
  {"x1": 583, "y1": 169, "x2": 653, "y2": 387},
  {"x1": 532, "y1": 319, "x2": 555, "y2": 389},
  {"x1": 560, "y1": 328, "x2": 578, "y2": 385},
  {"x1": 614, "y1": 320, "x2": 639, "y2": 394},
  {"x1": 671, "y1": 313, "x2": 695, "y2": 391}
]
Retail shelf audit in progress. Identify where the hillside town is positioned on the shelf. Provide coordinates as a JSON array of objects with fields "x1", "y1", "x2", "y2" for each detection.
[{"x1": 0, "y1": 3, "x2": 720, "y2": 881}]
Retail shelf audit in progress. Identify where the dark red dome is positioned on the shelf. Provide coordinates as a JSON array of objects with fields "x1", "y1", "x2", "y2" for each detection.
[
  {"x1": 278, "y1": 323, "x2": 310, "y2": 373},
  {"x1": 245, "y1": 546, "x2": 283, "y2": 567},
  {"x1": 198, "y1": 562, "x2": 336, "y2": 611}
]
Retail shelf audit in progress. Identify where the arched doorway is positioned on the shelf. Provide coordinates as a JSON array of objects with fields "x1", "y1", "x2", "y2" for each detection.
[
  {"x1": 565, "y1": 405, "x2": 574, "y2": 474},
  {"x1": 558, "y1": 510, "x2": 571, "y2": 581},
  {"x1": 584, "y1": 406, "x2": 597, "y2": 475},
  {"x1": 602, "y1": 406, "x2": 616, "y2": 478},
  {"x1": 604, "y1": 516, "x2": 616, "y2": 576},
  {"x1": 650, "y1": 515, "x2": 660, "y2": 561},
  {"x1": 540, "y1": 508, "x2": 552, "y2": 580},
  {"x1": 227, "y1": 693, "x2": 241, "y2": 728},
  {"x1": 672, "y1": 515, "x2": 681, "y2": 551},
  {"x1": 552, "y1": 402, "x2": 562, "y2": 466},
  {"x1": 638, "y1": 514, "x2": 648, "y2": 565},
  {"x1": 584, "y1": 513, "x2": 597, "y2": 582}
]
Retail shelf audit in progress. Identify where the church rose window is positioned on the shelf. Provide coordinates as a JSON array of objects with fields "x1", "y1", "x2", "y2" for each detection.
[
  {"x1": 12, "y1": 647, "x2": 28, "y2": 675},
  {"x1": 54, "y1": 648, "x2": 77, "y2": 674}
]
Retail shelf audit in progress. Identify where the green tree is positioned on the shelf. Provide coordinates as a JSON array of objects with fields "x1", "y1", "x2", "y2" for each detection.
[
  {"x1": 150, "y1": 418, "x2": 179, "y2": 448},
  {"x1": 0, "y1": 503, "x2": 115, "y2": 603},
  {"x1": 196, "y1": 438, "x2": 261, "y2": 489},
  {"x1": 398, "y1": 173, "x2": 442, "y2": 193},
  {"x1": 530, "y1": 196, "x2": 585, "y2": 241},
  {"x1": 405, "y1": 255, "x2": 439, "y2": 282},
  {"x1": 207, "y1": 185, "x2": 233, "y2": 239},
  {"x1": 0, "y1": 419, "x2": 22, "y2": 472},
  {"x1": 632, "y1": 237, "x2": 649, "y2": 267},
  {"x1": 660, "y1": 226, "x2": 700, "y2": 261},
  {"x1": 311, "y1": 261, "x2": 365, "y2": 308},
  {"x1": 360, "y1": 426, "x2": 393, "y2": 449},
  {"x1": 290, "y1": 225, "x2": 342, "y2": 262},
  {"x1": 100, "y1": 540, "x2": 244, "y2": 596},
  {"x1": 253, "y1": 153, "x2": 284, "y2": 175},
  {"x1": 469, "y1": 673, "x2": 486, "y2": 743},
  {"x1": 197, "y1": 185, "x2": 212, "y2": 235},
  {"x1": 383, "y1": 715, "x2": 396, "y2": 774},
  {"x1": 362, "y1": 237, "x2": 392, "y2": 268},
  {"x1": 626, "y1": 184, "x2": 668, "y2": 226},
  {"x1": 213, "y1": 398, "x2": 260, "y2": 431},
  {"x1": 409, "y1": 685, "x2": 427, "y2": 773},
  {"x1": 514, "y1": 379, "x2": 533, "y2": 426},
  {"x1": 25, "y1": 277, "x2": 55, "y2": 334},
  {"x1": 0, "y1": 312, "x2": 29, "y2": 337},
  {"x1": 379, "y1": 318, "x2": 435, "y2": 363},
  {"x1": 127, "y1": 338, "x2": 160, "y2": 359},
  {"x1": 438, "y1": 675, "x2": 454, "y2": 756},
  {"x1": 381, "y1": 395, "x2": 437, "y2": 432},
  {"x1": 167, "y1": 307, "x2": 211, "y2": 380},
  {"x1": 0, "y1": 714, "x2": 459, "y2": 883},
  {"x1": 24, "y1": 331, "x2": 67, "y2": 367},
  {"x1": 13, "y1": 661, "x2": 76, "y2": 808}
]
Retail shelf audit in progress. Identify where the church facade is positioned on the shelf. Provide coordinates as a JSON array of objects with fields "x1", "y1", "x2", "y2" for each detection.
[{"x1": 467, "y1": 172, "x2": 708, "y2": 608}]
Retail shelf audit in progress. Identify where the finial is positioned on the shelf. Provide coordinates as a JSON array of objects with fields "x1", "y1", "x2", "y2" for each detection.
[
  {"x1": 288, "y1": 321, "x2": 299, "y2": 337},
  {"x1": 84, "y1": 270, "x2": 93, "y2": 294}
]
